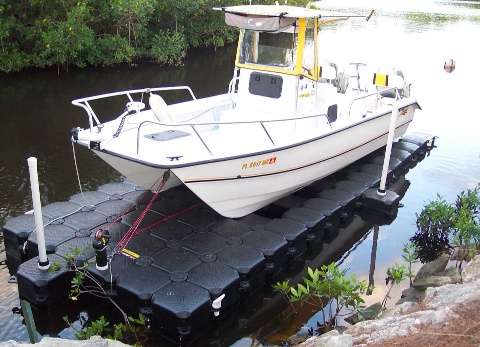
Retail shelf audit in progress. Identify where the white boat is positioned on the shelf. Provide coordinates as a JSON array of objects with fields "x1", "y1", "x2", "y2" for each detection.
[{"x1": 71, "y1": 5, "x2": 420, "y2": 218}]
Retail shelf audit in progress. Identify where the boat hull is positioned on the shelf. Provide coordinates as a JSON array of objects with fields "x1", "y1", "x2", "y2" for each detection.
[
  {"x1": 175, "y1": 110, "x2": 413, "y2": 217},
  {"x1": 93, "y1": 151, "x2": 183, "y2": 191},
  {"x1": 93, "y1": 106, "x2": 415, "y2": 218}
]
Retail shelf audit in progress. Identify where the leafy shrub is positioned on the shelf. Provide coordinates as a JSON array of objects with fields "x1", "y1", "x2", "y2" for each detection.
[
  {"x1": 94, "y1": 35, "x2": 134, "y2": 66},
  {"x1": 451, "y1": 186, "x2": 480, "y2": 264},
  {"x1": 411, "y1": 194, "x2": 455, "y2": 263},
  {"x1": 149, "y1": 30, "x2": 186, "y2": 66},
  {"x1": 0, "y1": 0, "x2": 316, "y2": 73},
  {"x1": 382, "y1": 262, "x2": 414, "y2": 307},
  {"x1": 402, "y1": 242, "x2": 419, "y2": 286},
  {"x1": 274, "y1": 262, "x2": 373, "y2": 333},
  {"x1": 411, "y1": 184, "x2": 480, "y2": 264}
]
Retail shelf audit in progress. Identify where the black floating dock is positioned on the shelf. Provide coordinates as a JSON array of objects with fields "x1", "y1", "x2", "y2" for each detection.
[{"x1": 2, "y1": 132, "x2": 436, "y2": 343}]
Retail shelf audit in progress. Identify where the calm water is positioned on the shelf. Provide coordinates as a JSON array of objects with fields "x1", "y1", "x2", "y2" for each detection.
[{"x1": 1, "y1": 0, "x2": 480, "y2": 345}]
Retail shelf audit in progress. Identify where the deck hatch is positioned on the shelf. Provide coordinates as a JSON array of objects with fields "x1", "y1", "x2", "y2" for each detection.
[{"x1": 145, "y1": 130, "x2": 191, "y2": 142}]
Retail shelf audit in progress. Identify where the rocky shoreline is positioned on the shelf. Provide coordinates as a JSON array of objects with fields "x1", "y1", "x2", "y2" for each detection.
[{"x1": 294, "y1": 254, "x2": 480, "y2": 347}]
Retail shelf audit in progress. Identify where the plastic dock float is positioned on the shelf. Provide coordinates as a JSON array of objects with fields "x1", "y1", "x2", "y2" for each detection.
[{"x1": 2, "y1": 132, "x2": 436, "y2": 343}]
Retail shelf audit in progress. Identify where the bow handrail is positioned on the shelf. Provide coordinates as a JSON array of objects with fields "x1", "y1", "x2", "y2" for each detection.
[{"x1": 72, "y1": 86, "x2": 196, "y2": 132}]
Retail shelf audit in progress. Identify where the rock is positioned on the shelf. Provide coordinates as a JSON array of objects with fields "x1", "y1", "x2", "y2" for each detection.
[
  {"x1": 316, "y1": 255, "x2": 480, "y2": 346},
  {"x1": 462, "y1": 254, "x2": 480, "y2": 283},
  {"x1": 344, "y1": 302, "x2": 383, "y2": 325},
  {"x1": 378, "y1": 301, "x2": 418, "y2": 319},
  {"x1": 395, "y1": 286, "x2": 426, "y2": 305},
  {"x1": 315, "y1": 334, "x2": 353, "y2": 347},
  {"x1": 320, "y1": 330, "x2": 339, "y2": 338},
  {"x1": 437, "y1": 266, "x2": 462, "y2": 284},
  {"x1": 415, "y1": 253, "x2": 449, "y2": 280},
  {"x1": 0, "y1": 241, "x2": 6, "y2": 263},
  {"x1": 0, "y1": 337, "x2": 129, "y2": 347},
  {"x1": 287, "y1": 331, "x2": 310, "y2": 345},
  {"x1": 413, "y1": 275, "x2": 452, "y2": 291},
  {"x1": 334, "y1": 326, "x2": 348, "y2": 335}
]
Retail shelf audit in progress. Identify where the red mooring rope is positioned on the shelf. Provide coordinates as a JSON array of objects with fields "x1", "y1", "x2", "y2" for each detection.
[
  {"x1": 112, "y1": 175, "x2": 205, "y2": 255},
  {"x1": 104, "y1": 174, "x2": 165, "y2": 232},
  {"x1": 113, "y1": 174, "x2": 167, "y2": 254}
]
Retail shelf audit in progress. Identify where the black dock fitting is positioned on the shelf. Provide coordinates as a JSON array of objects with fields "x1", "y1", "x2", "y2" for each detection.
[
  {"x1": 361, "y1": 189, "x2": 401, "y2": 216},
  {"x1": 400, "y1": 132, "x2": 436, "y2": 153}
]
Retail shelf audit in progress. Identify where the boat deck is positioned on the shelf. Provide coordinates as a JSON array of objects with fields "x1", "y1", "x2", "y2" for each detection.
[{"x1": 2, "y1": 133, "x2": 435, "y2": 343}]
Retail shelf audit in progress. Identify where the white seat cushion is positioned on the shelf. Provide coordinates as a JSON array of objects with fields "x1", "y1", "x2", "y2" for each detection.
[{"x1": 150, "y1": 93, "x2": 175, "y2": 123}]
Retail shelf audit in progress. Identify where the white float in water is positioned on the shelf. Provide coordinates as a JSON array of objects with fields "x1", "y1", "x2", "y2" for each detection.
[{"x1": 444, "y1": 59, "x2": 456, "y2": 73}]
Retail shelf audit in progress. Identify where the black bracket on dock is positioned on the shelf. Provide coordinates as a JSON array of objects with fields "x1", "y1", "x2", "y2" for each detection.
[{"x1": 361, "y1": 188, "x2": 401, "y2": 217}]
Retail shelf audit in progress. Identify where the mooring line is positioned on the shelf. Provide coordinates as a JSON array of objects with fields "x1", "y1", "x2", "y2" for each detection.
[
  {"x1": 113, "y1": 173, "x2": 169, "y2": 254},
  {"x1": 72, "y1": 142, "x2": 87, "y2": 206},
  {"x1": 103, "y1": 174, "x2": 165, "y2": 233}
]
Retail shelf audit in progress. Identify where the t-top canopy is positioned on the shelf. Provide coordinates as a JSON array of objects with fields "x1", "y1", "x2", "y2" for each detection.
[
  {"x1": 214, "y1": 5, "x2": 360, "y2": 19},
  {"x1": 224, "y1": 13, "x2": 296, "y2": 32}
]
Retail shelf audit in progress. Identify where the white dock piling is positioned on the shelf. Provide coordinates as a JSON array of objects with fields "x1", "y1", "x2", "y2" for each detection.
[
  {"x1": 27, "y1": 157, "x2": 50, "y2": 270},
  {"x1": 378, "y1": 103, "x2": 399, "y2": 196}
]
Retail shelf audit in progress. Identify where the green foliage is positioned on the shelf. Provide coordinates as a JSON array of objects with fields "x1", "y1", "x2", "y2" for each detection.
[
  {"x1": 0, "y1": 0, "x2": 316, "y2": 73},
  {"x1": 402, "y1": 242, "x2": 419, "y2": 286},
  {"x1": 451, "y1": 186, "x2": 480, "y2": 260},
  {"x1": 274, "y1": 262, "x2": 373, "y2": 333},
  {"x1": 411, "y1": 184, "x2": 480, "y2": 265},
  {"x1": 149, "y1": 30, "x2": 186, "y2": 65},
  {"x1": 415, "y1": 193, "x2": 455, "y2": 237},
  {"x1": 386, "y1": 263, "x2": 413, "y2": 285},
  {"x1": 60, "y1": 245, "x2": 150, "y2": 345},
  {"x1": 63, "y1": 315, "x2": 110, "y2": 340},
  {"x1": 411, "y1": 194, "x2": 456, "y2": 263},
  {"x1": 63, "y1": 315, "x2": 127, "y2": 341},
  {"x1": 128, "y1": 314, "x2": 148, "y2": 336},
  {"x1": 402, "y1": 242, "x2": 419, "y2": 266},
  {"x1": 382, "y1": 262, "x2": 413, "y2": 307},
  {"x1": 49, "y1": 260, "x2": 62, "y2": 273}
]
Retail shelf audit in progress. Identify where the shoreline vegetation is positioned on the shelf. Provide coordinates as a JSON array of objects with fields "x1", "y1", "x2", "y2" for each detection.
[{"x1": 0, "y1": 0, "x2": 308, "y2": 74}]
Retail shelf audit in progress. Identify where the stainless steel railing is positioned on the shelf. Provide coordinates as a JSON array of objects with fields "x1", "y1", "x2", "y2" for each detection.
[
  {"x1": 135, "y1": 113, "x2": 331, "y2": 156},
  {"x1": 348, "y1": 87, "x2": 400, "y2": 119},
  {"x1": 72, "y1": 86, "x2": 196, "y2": 132}
]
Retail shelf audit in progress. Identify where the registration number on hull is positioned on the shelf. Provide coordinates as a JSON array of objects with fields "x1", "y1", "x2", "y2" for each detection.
[{"x1": 242, "y1": 157, "x2": 276, "y2": 170}]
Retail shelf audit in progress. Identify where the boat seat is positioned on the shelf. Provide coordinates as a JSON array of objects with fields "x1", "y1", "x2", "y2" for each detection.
[
  {"x1": 312, "y1": 61, "x2": 337, "y2": 82},
  {"x1": 373, "y1": 68, "x2": 405, "y2": 97},
  {"x1": 373, "y1": 73, "x2": 404, "y2": 89},
  {"x1": 150, "y1": 93, "x2": 175, "y2": 124}
]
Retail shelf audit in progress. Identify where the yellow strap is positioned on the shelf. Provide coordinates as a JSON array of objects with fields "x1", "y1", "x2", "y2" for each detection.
[
  {"x1": 373, "y1": 73, "x2": 388, "y2": 86},
  {"x1": 123, "y1": 248, "x2": 140, "y2": 258}
]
